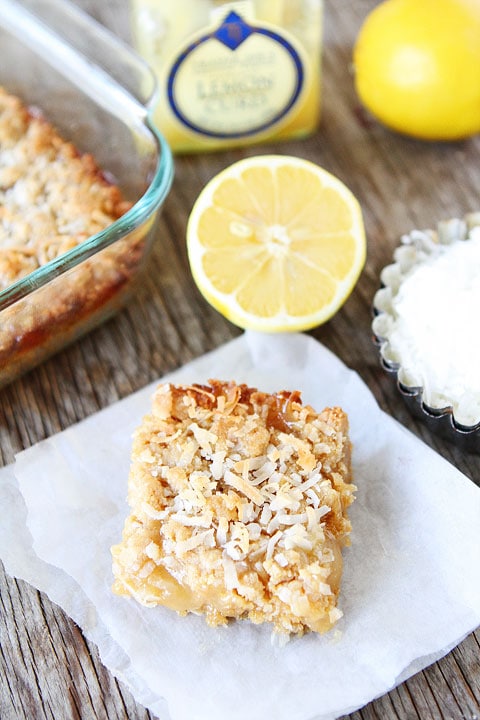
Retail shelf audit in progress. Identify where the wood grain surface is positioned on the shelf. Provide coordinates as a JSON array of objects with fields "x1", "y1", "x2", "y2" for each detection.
[{"x1": 1, "y1": 1, "x2": 479, "y2": 719}]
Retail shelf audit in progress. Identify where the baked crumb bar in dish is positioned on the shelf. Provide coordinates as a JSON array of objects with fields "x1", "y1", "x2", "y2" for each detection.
[
  {"x1": 0, "y1": 86, "x2": 131, "y2": 289},
  {"x1": 112, "y1": 380, "x2": 356, "y2": 636},
  {"x1": 0, "y1": 87, "x2": 145, "y2": 385},
  {"x1": 0, "y1": 0, "x2": 174, "y2": 386}
]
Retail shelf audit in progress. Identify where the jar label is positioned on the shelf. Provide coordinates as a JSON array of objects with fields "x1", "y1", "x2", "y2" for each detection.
[{"x1": 166, "y1": 9, "x2": 307, "y2": 139}]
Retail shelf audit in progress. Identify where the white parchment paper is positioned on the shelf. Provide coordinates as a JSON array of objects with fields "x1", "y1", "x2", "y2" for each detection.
[{"x1": 1, "y1": 331, "x2": 479, "y2": 720}]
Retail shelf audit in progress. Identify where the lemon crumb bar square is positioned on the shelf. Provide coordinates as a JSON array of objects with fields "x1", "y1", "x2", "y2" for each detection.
[{"x1": 111, "y1": 380, "x2": 356, "y2": 635}]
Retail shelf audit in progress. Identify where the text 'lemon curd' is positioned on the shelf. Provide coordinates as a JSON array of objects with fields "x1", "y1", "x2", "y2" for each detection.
[{"x1": 130, "y1": 0, "x2": 324, "y2": 152}]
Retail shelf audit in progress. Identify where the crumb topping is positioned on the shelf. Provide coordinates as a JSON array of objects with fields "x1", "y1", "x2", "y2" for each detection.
[
  {"x1": 0, "y1": 86, "x2": 131, "y2": 290},
  {"x1": 112, "y1": 380, "x2": 356, "y2": 636}
]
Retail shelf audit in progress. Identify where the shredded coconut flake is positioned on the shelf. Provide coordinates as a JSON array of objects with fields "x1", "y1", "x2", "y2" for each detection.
[
  {"x1": 175, "y1": 529, "x2": 215, "y2": 555},
  {"x1": 144, "y1": 542, "x2": 161, "y2": 562},
  {"x1": 274, "y1": 552, "x2": 288, "y2": 567},
  {"x1": 283, "y1": 525, "x2": 313, "y2": 551},
  {"x1": 216, "y1": 516, "x2": 229, "y2": 546},
  {"x1": 224, "y1": 468, "x2": 264, "y2": 505},
  {"x1": 210, "y1": 450, "x2": 226, "y2": 480},
  {"x1": 170, "y1": 512, "x2": 212, "y2": 527},
  {"x1": 189, "y1": 423, "x2": 218, "y2": 452},
  {"x1": 223, "y1": 556, "x2": 239, "y2": 590},
  {"x1": 260, "y1": 503, "x2": 272, "y2": 525},
  {"x1": 329, "y1": 607, "x2": 343, "y2": 623},
  {"x1": 266, "y1": 530, "x2": 283, "y2": 560},
  {"x1": 275, "y1": 512, "x2": 308, "y2": 526}
]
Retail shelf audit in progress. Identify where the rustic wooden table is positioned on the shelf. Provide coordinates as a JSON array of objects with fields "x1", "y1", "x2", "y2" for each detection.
[{"x1": 1, "y1": 1, "x2": 479, "y2": 718}]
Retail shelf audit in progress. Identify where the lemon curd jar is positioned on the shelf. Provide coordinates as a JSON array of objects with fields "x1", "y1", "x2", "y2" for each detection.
[{"x1": 129, "y1": 0, "x2": 323, "y2": 152}]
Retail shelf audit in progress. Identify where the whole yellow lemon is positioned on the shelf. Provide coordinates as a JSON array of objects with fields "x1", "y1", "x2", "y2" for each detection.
[{"x1": 353, "y1": 0, "x2": 480, "y2": 140}]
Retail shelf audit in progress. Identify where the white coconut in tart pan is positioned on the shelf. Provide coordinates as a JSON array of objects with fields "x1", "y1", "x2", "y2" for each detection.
[{"x1": 373, "y1": 214, "x2": 480, "y2": 451}]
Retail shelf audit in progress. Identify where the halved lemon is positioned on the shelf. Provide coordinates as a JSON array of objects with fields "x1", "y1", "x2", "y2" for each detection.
[{"x1": 186, "y1": 155, "x2": 366, "y2": 332}]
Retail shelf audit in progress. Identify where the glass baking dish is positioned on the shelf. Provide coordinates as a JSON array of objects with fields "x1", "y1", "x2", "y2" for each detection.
[{"x1": 0, "y1": 0, "x2": 174, "y2": 387}]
